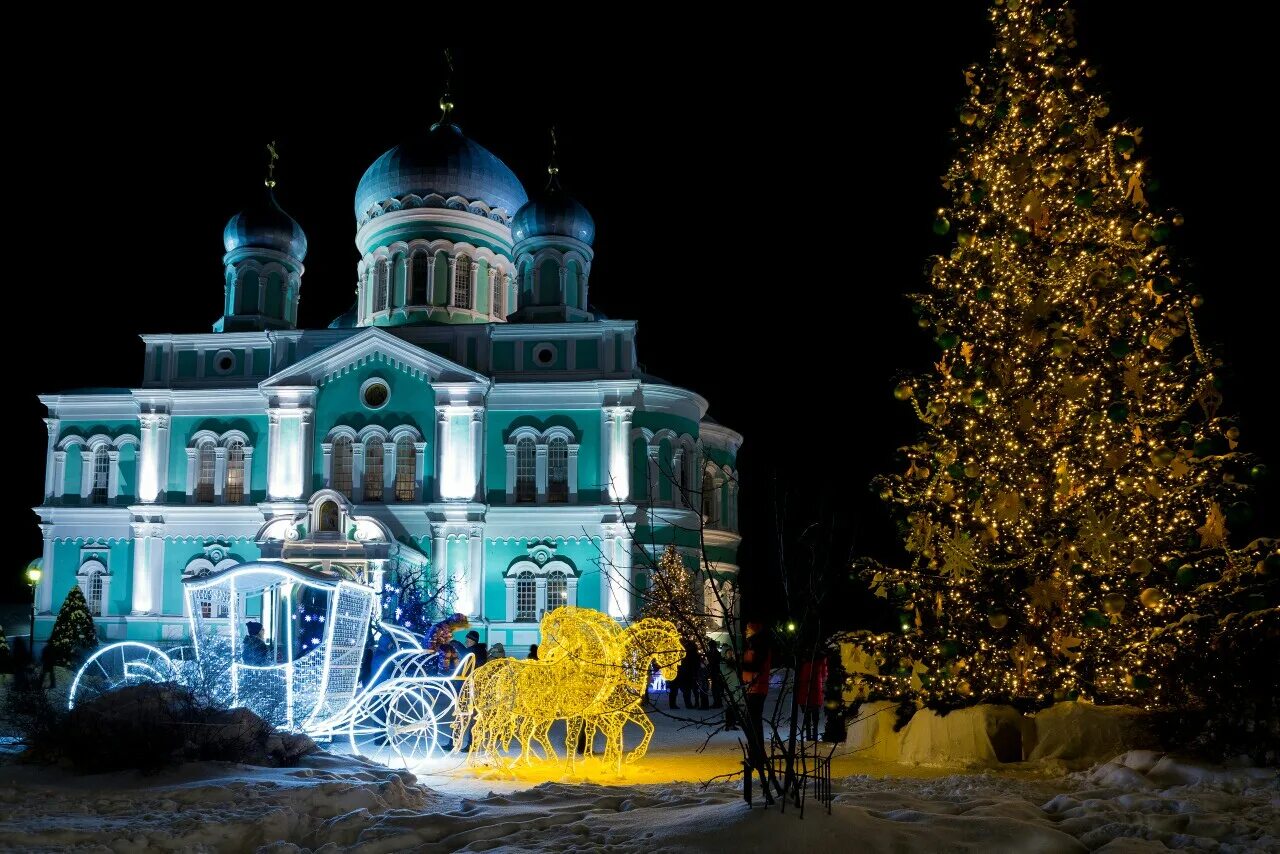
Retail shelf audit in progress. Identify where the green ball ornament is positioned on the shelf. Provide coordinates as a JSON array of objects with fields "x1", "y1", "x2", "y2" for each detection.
[
  {"x1": 1130, "y1": 673, "x2": 1152, "y2": 691},
  {"x1": 1114, "y1": 135, "x2": 1136, "y2": 155},
  {"x1": 1251, "y1": 464, "x2": 1269, "y2": 482},
  {"x1": 1225, "y1": 501, "x2": 1255, "y2": 527},
  {"x1": 933, "y1": 215, "x2": 952, "y2": 236},
  {"x1": 1178, "y1": 421, "x2": 1195, "y2": 437},
  {"x1": 936, "y1": 332, "x2": 959, "y2": 350},
  {"x1": 975, "y1": 286, "x2": 993, "y2": 302},
  {"x1": 1117, "y1": 265, "x2": 1138, "y2": 284},
  {"x1": 939, "y1": 640, "x2": 960, "y2": 659},
  {"x1": 1074, "y1": 189, "x2": 1095, "y2": 208},
  {"x1": 1102, "y1": 592, "x2": 1126, "y2": 616},
  {"x1": 1152, "y1": 447, "x2": 1176, "y2": 466},
  {"x1": 1053, "y1": 339, "x2": 1076, "y2": 357},
  {"x1": 970, "y1": 185, "x2": 987, "y2": 204},
  {"x1": 987, "y1": 608, "x2": 1010, "y2": 630},
  {"x1": 1152, "y1": 224, "x2": 1172, "y2": 243},
  {"x1": 1147, "y1": 177, "x2": 1161, "y2": 193},
  {"x1": 969, "y1": 389, "x2": 990, "y2": 408},
  {"x1": 1011, "y1": 229, "x2": 1031, "y2": 246},
  {"x1": 1109, "y1": 340, "x2": 1131, "y2": 358},
  {"x1": 946, "y1": 462, "x2": 965, "y2": 480},
  {"x1": 1257, "y1": 554, "x2": 1280, "y2": 578},
  {"x1": 1083, "y1": 609, "x2": 1109, "y2": 629},
  {"x1": 1106, "y1": 402, "x2": 1129, "y2": 423},
  {"x1": 1193, "y1": 439, "x2": 1214, "y2": 458},
  {"x1": 1152, "y1": 275, "x2": 1172, "y2": 295},
  {"x1": 1175, "y1": 564, "x2": 1198, "y2": 588}
]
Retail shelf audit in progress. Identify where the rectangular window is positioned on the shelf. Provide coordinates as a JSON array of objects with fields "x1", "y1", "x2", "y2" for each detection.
[
  {"x1": 225, "y1": 442, "x2": 245, "y2": 503},
  {"x1": 516, "y1": 573, "x2": 536, "y2": 621},
  {"x1": 88, "y1": 573, "x2": 103, "y2": 617},
  {"x1": 196, "y1": 444, "x2": 216, "y2": 504},
  {"x1": 548, "y1": 439, "x2": 569, "y2": 503},
  {"x1": 91, "y1": 447, "x2": 110, "y2": 505},
  {"x1": 364, "y1": 438, "x2": 384, "y2": 502},
  {"x1": 332, "y1": 438, "x2": 353, "y2": 498},
  {"x1": 394, "y1": 438, "x2": 416, "y2": 502},
  {"x1": 515, "y1": 439, "x2": 536, "y2": 503}
]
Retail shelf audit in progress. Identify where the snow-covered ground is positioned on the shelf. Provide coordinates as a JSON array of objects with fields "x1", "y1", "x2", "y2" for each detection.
[{"x1": 1, "y1": 700, "x2": 1277, "y2": 852}]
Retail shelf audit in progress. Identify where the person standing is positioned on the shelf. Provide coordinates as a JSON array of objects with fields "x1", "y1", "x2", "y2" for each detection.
[
  {"x1": 464, "y1": 630, "x2": 488, "y2": 669},
  {"x1": 528, "y1": 644, "x2": 539, "y2": 660},
  {"x1": 798, "y1": 653, "x2": 828, "y2": 742},
  {"x1": 669, "y1": 637, "x2": 698, "y2": 709},
  {"x1": 741, "y1": 621, "x2": 774, "y2": 805},
  {"x1": 707, "y1": 642, "x2": 724, "y2": 709}
]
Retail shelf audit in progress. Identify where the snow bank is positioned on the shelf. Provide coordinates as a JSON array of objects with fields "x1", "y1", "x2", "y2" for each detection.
[
  {"x1": 1028, "y1": 702, "x2": 1155, "y2": 768},
  {"x1": 844, "y1": 700, "x2": 904, "y2": 761},
  {"x1": 898, "y1": 704, "x2": 1034, "y2": 766}
]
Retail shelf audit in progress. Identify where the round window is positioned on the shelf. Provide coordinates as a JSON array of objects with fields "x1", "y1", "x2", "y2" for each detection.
[
  {"x1": 533, "y1": 343, "x2": 557, "y2": 367},
  {"x1": 214, "y1": 350, "x2": 236, "y2": 375},
  {"x1": 361, "y1": 378, "x2": 390, "y2": 410}
]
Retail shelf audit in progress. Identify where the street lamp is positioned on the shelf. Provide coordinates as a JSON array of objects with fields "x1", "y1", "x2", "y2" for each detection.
[{"x1": 25, "y1": 565, "x2": 41, "y2": 653}]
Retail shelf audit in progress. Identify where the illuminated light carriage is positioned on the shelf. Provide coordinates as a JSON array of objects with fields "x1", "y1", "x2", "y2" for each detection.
[
  {"x1": 69, "y1": 493, "x2": 473, "y2": 768},
  {"x1": 67, "y1": 492, "x2": 684, "y2": 772}
]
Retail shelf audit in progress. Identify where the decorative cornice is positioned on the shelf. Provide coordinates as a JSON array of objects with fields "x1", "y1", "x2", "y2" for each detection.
[{"x1": 699, "y1": 421, "x2": 745, "y2": 454}]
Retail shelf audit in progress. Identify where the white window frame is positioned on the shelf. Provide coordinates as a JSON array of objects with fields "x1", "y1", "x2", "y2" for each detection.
[
  {"x1": 76, "y1": 557, "x2": 110, "y2": 618},
  {"x1": 503, "y1": 559, "x2": 579, "y2": 623},
  {"x1": 185, "y1": 430, "x2": 254, "y2": 505},
  {"x1": 503, "y1": 427, "x2": 579, "y2": 505}
]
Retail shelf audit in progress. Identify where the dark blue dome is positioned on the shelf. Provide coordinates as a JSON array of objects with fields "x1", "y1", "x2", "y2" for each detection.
[
  {"x1": 328, "y1": 302, "x2": 358, "y2": 329},
  {"x1": 223, "y1": 188, "x2": 308, "y2": 260},
  {"x1": 355, "y1": 123, "x2": 528, "y2": 225},
  {"x1": 511, "y1": 180, "x2": 595, "y2": 246}
]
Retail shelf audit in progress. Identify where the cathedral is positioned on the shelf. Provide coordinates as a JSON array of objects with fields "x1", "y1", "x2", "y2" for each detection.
[{"x1": 31, "y1": 102, "x2": 741, "y2": 653}]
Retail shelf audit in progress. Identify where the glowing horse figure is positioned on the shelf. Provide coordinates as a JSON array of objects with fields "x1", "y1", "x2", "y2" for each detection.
[{"x1": 568, "y1": 618, "x2": 683, "y2": 774}]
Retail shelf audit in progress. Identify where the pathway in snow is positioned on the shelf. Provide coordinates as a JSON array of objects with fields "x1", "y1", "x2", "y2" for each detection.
[{"x1": 1, "y1": 701, "x2": 1276, "y2": 852}]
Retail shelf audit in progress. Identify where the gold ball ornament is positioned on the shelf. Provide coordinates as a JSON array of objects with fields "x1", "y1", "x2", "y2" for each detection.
[
  {"x1": 963, "y1": 462, "x2": 981, "y2": 479},
  {"x1": 928, "y1": 399, "x2": 948, "y2": 415},
  {"x1": 1140, "y1": 587, "x2": 1166, "y2": 609},
  {"x1": 960, "y1": 110, "x2": 978, "y2": 126},
  {"x1": 988, "y1": 609, "x2": 1010, "y2": 629},
  {"x1": 1047, "y1": 255, "x2": 1065, "y2": 271},
  {"x1": 1191, "y1": 294, "x2": 1205, "y2": 308},
  {"x1": 1132, "y1": 222, "x2": 1153, "y2": 241},
  {"x1": 1130, "y1": 557, "x2": 1153, "y2": 577},
  {"x1": 894, "y1": 383, "x2": 915, "y2": 401},
  {"x1": 937, "y1": 483, "x2": 957, "y2": 503},
  {"x1": 1033, "y1": 655, "x2": 1047, "y2": 668},
  {"x1": 1102, "y1": 592, "x2": 1126, "y2": 616},
  {"x1": 1226, "y1": 427, "x2": 1241, "y2": 442},
  {"x1": 918, "y1": 316, "x2": 933, "y2": 329},
  {"x1": 957, "y1": 680, "x2": 973, "y2": 696},
  {"x1": 1173, "y1": 214, "x2": 1185, "y2": 226},
  {"x1": 1052, "y1": 339, "x2": 1075, "y2": 357},
  {"x1": 1039, "y1": 168, "x2": 1064, "y2": 188}
]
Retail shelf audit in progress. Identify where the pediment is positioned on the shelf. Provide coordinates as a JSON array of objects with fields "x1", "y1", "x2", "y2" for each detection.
[{"x1": 259, "y1": 327, "x2": 489, "y2": 390}]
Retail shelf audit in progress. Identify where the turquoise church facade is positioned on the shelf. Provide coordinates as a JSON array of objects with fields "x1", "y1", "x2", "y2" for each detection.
[{"x1": 32, "y1": 115, "x2": 742, "y2": 653}]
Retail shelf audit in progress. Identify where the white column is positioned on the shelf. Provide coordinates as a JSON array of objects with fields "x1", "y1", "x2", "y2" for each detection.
[
  {"x1": 646, "y1": 445, "x2": 660, "y2": 506},
  {"x1": 504, "y1": 445, "x2": 516, "y2": 502},
  {"x1": 266, "y1": 411, "x2": 282, "y2": 499},
  {"x1": 471, "y1": 409, "x2": 484, "y2": 502},
  {"x1": 79, "y1": 450, "x2": 94, "y2": 498},
  {"x1": 352, "y1": 443, "x2": 365, "y2": 503},
  {"x1": 433, "y1": 530, "x2": 448, "y2": 588},
  {"x1": 213, "y1": 446, "x2": 227, "y2": 503},
  {"x1": 107, "y1": 450, "x2": 121, "y2": 502},
  {"x1": 605, "y1": 407, "x2": 633, "y2": 503},
  {"x1": 505, "y1": 577, "x2": 517, "y2": 622},
  {"x1": 267, "y1": 408, "x2": 312, "y2": 500},
  {"x1": 299, "y1": 410, "x2": 314, "y2": 498},
  {"x1": 52, "y1": 451, "x2": 67, "y2": 500},
  {"x1": 382, "y1": 440, "x2": 396, "y2": 494},
  {"x1": 185, "y1": 448, "x2": 198, "y2": 502},
  {"x1": 535, "y1": 576, "x2": 548, "y2": 621},
  {"x1": 137, "y1": 415, "x2": 159, "y2": 503},
  {"x1": 534, "y1": 445, "x2": 548, "y2": 504},
  {"x1": 414, "y1": 442, "x2": 427, "y2": 502},
  {"x1": 567, "y1": 575, "x2": 579, "y2": 607},
  {"x1": 446, "y1": 257, "x2": 457, "y2": 307},
  {"x1": 434, "y1": 408, "x2": 447, "y2": 500},
  {"x1": 242, "y1": 446, "x2": 255, "y2": 503},
  {"x1": 153, "y1": 415, "x2": 171, "y2": 503},
  {"x1": 321, "y1": 443, "x2": 333, "y2": 487},
  {"x1": 100, "y1": 574, "x2": 113, "y2": 617},
  {"x1": 43, "y1": 418, "x2": 59, "y2": 499},
  {"x1": 567, "y1": 445, "x2": 580, "y2": 503},
  {"x1": 38, "y1": 525, "x2": 54, "y2": 614},
  {"x1": 131, "y1": 522, "x2": 154, "y2": 615},
  {"x1": 613, "y1": 536, "x2": 633, "y2": 620},
  {"x1": 467, "y1": 531, "x2": 483, "y2": 619},
  {"x1": 600, "y1": 532, "x2": 615, "y2": 615}
]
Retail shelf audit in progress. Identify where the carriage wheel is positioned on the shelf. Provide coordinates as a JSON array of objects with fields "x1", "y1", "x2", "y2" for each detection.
[
  {"x1": 67, "y1": 642, "x2": 178, "y2": 710},
  {"x1": 348, "y1": 681, "x2": 453, "y2": 769}
]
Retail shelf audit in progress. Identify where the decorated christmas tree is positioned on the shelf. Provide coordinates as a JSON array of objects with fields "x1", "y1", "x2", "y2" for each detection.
[
  {"x1": 46, "y1": 586, "x2": 99, "y2": 667},
  {"x1": 642, "y1": 545, "x2": 702, "y2": 636},
  {"x1": 855, "y1": 0, "x2": 1278, "y2": 712}
]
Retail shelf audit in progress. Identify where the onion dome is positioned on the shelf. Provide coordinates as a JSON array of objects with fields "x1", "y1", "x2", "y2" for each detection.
[
  {"x1": 223, "y1": 186, "x2": 308, "y2": 260},
  {"x1": 511, "y1": 175, "x2": 595, "y2": 245},
  {"x1": 355, "y1": 121, "x2": 528, "y2": 225},
  {"x1": 328, "y1": 302, "x2": 358, "y2": 329}
]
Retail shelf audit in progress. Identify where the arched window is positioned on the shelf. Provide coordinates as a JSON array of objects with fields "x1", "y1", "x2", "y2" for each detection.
[
  {"x1": 87, "y1": 570, "x2": 104, "y2": 616},
  {"x1": 410, "y1": 250, "x2": 430, "y2": 304},
  {"x1": 453, "y1": 254, "x2": 472, "y2": 309},
  {"x1": 331, "y1": 436, "x2": 353, "y2": 498},
  {"x1": 374, "y1": 259, "x2": 389, "y2": 313},
  {"x1": 318, "y1": 500, "x2": 339, "y2": 533},
  {"x1": 195, "y1": 441, "x2": 216, "y2": 504},
  {"x1": 491, "y1": 273, "x2": 503, "y2": 318},
  {"x1": 702, "y1": 469, "x2": 717, "y2": 526},
  {"x1": 547, "y1": 437, "x2": 569, "y2": 503},
  {"x1": 225, "y1": 439, "x2": 245, "y2": 503},
  {"x1": 91, "y1": 445, "x2": 110, "y2": 505},
  {"x1": 394, "y1": 436, "x2": 415, "y2": 502},
  {"x1": 364, "y1": 437, "x2": 384, "y2": 502},
  {"x1": 516, "y1": 571, "x2": 536, "y2": 621},
  {"x1": 546, "y1": 570, "x2": 568, "y2": 611},
  {"x1": 515, "y1": 437, "x2": 536, "y2": 503}
]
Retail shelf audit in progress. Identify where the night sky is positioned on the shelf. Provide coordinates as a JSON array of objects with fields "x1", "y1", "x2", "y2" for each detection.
[{"x1": 7, "y1": 4, "x2": 1276, "y2": 623}]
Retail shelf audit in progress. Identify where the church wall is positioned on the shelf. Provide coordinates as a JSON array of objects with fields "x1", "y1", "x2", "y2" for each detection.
[
  {"x1": 484, "y1": 410, "x2": 602, "y2": 503},
  {"x1": 166, "y1": 415, "x2": 270, "y2": 501}
]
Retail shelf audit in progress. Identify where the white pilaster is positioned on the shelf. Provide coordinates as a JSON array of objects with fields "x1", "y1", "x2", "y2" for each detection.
[
  {"x1": 471, "y1": 409, "x2": 484, "y2": 502},
  {"x1": 613, "y1": 536, "x2": 633, "y2": 620},
  {"x1": 38, "y1": 525, "x2": 54, "y2": 613},
  {"x1": 266, "y1": 410, "x2": 282, "y2": 500},
  {"x1": 535, "y1": 576, "x2": 548, "y2": 621},
  {"x1": 646, "y1": 445, "x2": 660, "y2": 505},
  {"x1": 107, "y1": 450, "x2": 121, "y2": 502},
  {"x1": 567, "y1": 445, "x2": 580, "y2": 503},
  {"x1": 434, "y1": 408, "x2": 446, "y2": 500},
  {"x1": 79, "y1": 451, "x2": 94, "y2": 498},
  {"x1": 382, "y1": 440, "x2": 396, "y2": 494},
  {"x1": 52, "y1": 451, "x2": 66, "y2": 499},
  {"x1": 467, "y1": 531, "x2": 483, "y2": 619},
  {"x1": 534, "y1": 445, "x2": 548, "y2": 504},
  {"x1": 43, "y1": 418, "x2": 58, "y2": 499},
  {"x1": 352, "y1": 443, "x2": 365, "y2": 503},
  {"x1": 505, "y1": 577, "x2": 517, "y2": 622},
  {"x1": 213, "y1": 446, "x2": 227, "y2": 502},
  {"x1": 504, "y1": 445, "x2": 516, "y2": 502},
  {"x1": 185, "y1": 447, "x2": 198, "y2": 502},
  {"x1": 414, "y1": 442, "x2": 427, "y2": 501},
  {"x1": 242, "y1": 446, "x2": 254, "y2": 504}
]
